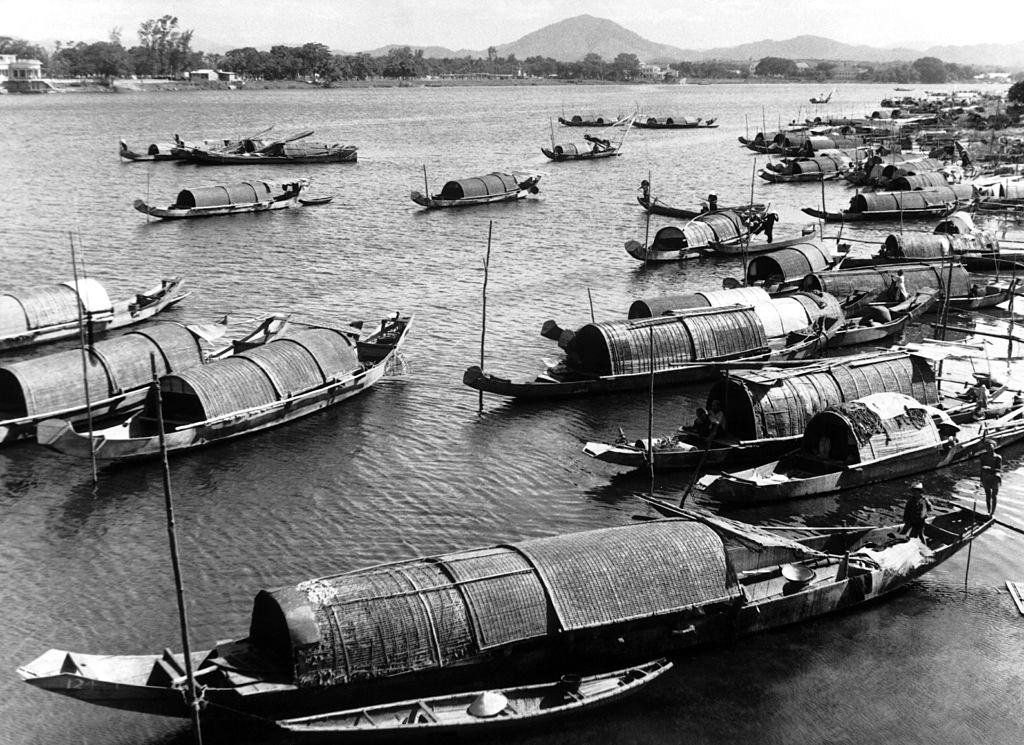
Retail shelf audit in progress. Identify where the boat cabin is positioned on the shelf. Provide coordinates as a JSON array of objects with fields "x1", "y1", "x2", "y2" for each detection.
[
  {"x1": 173, "y1": 181, "x2": 282, "y2": 209},
  {"x1": 705, "y1": 353, "x2": 938, "y2": 442},
  {"x1": 796, "y1": 392, "x2": 956, "y2": 466},
  {"x1": 440, "y1": 173, "x2": 521, "y2": 200},
  {"x1": 563, "y1": 308, "x2": 769, "y2": 375},
  {"x1": 0, "y1": 323, "x2": 202, "y2": 419},
  {"x1": 745, "y1": 241, "x2": 834, "y2": 286},
  {"x1": 246, "y1": 519, "x2": 811, "y2": 689},
  {"x1": 846, "y1": 185, "x2": 974, "y2": 214},
  {"x1": 0, "y1": 278, "x2": 111, "y2": 339},
  {"x1": 154, "y1": 327, "x2": 358, "y2": 426},
  {"x1": 629, "y1": 287, "x2": 770, "y2": 319},
  {"x1": 802, "y1": 263, "x2": 970, "y2": 304}
]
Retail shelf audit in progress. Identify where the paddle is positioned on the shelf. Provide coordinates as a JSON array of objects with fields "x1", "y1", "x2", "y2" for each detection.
[
  {"x1": 257, "y1": 129, "x2": 314, "y2": 153},
  {"x1": 933, "y1": 497, "x2": 1024, "y2": 537}
]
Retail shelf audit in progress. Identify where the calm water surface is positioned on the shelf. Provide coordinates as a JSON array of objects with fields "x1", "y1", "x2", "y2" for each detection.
[{"x1": 1, "y1": 82, "x2": 1022, "y2": 744}]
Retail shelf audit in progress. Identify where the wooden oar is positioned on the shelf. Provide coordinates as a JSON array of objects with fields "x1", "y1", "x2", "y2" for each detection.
[
  {"x1": 257, "y1": 129, "x2": 314, "y2": 153},
  {"x1": 933, "y1": 497, "x2": 1024, "y2": 537}
]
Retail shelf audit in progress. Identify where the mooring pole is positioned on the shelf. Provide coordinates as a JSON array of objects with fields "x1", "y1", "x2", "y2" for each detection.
[
  {"x1": 70, "y1": 232, "x2": 97, "y2": 485},
  {"x1": 647, "y1": 324, "x2": 655, "y2": 498},
  {"x1": 151, "y1": 354, "x2": 203, "y2": 745},
  {"x1": 478, "y1": 221, "x2": 493, "y2": 415}
]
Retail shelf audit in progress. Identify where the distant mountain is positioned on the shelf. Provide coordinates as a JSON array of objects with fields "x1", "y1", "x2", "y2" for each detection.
[
  {"x1": 921, "y1": 41, "x2": 1024, "y2": 68},
  {"x1": 692, "y1": 35, "x2": 924, "y2": 64},
  {"x1": 491, "y1": 15, "x2": 691, "y2": 63}
]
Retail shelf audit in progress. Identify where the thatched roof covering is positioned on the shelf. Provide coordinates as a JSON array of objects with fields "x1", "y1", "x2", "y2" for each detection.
[
  {"x1": 803, "y1": 263, "x2": 970, "y2": 300},
  {"x1": 566, "y1": 307, "x2": 768, "y2": 375},
  {"x1": 249, "y1": 520, "x2": 740, "y2": 688},
  {"x1": 629, "y1": 287, "x2": 770, "y2": 319},
  {"x1": 440, "y1": 173, "x2": 520, "y2": 200},
  {"x1": 708, "y1": 352, "x2": 937, "y2": 440},
  {"x1": 745, "y1": 241, "x2": 833, "y2": 284},
  {"x1": 159, "y1": 328, "x2": 357, "y2": 422},
  {"x1": 0, "y1": 278, "x2": 111, "y2": 338},
  {"x1": 175, "y1": 181, "x2": 275, "y2": 209},
  {"x1": 0, "y1": 322, "x2": 202, "y2": 417},
  {"x1": 802, "y1": 392, "x2": 952, "y2": 464}
]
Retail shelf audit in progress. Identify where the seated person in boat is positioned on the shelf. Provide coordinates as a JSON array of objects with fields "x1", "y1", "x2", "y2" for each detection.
[
  {"x1": 708, "y1": 400, "x2": 726, "y2": 436},
  {"x1": 585, "y1": 135, "x2": 612, "y2": 152},
  {"x1": 701, "y1": 193, "x2": 719, "y2": 213},
  {"x1": 687, "y1": 407, "x2": 712, "y2": 438}
]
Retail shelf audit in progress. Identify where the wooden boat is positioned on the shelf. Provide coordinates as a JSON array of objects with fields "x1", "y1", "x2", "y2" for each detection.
[
  {"x1": 699, "y1": 392, "x2": 1024, "y2": 504},
  {"x1": 826, "y1": 290, "x2": 935, "y2": 349},
  {"x1": 708, "y1": 226, "x2": 820, "y2": 256},
  {"x1": 542, "y1": 116, "x2": 634, "y2": 161},
  {"x1": 299, "y1": 195, "x2": 334, "y2": 206},
  {"x1": 633, "y1": 116, "x2": 718, "y2": 129},
  {"x1": 411, "y1": 173, "x2": 541, "y2": 209},
  {"x1": 464, "y1": 303, "x2": 839, "y2": 400},
  {"x1": 744, "y1": 241, "x2": 839, "y2": 289},
  {"x1": 18, "y1": 506, "x2": 992, "y2": 720},
  {"x1": 0, "y1": 277, "x2": 187, "y2": 353},
  {"x1": 810, "y1": 88, "x2": 836, "y2": 104},
  {"x1": 801, "y1": 185, "x2": 975, "y2": 223},
  {"x1": 625, "y1": 211, "x2": 758, "y2": 262},
  {"x1": 802, "y1": 262, "x2": 1013, "y2": 312},
  {"x1": 583, "y1": 349, "x2": 940, "y2": 470},
  {"x1": 758, "y1": 154, "x2": 852, "y2": 183},
  {"x1": 0, "y1": 315, "x2": 289, "y2": 445},
  {"x1": 37, "y1": 314, "x2": 411, "y2": 462},
  {"x1": 557, "y1": 114, "x2": 619, "y2": 127},
  {"x1": 119, "y1": 135, "x2": 240, "y2": 162},
  {"x1": 275, "y1": 659, "x2": 672, "y2": 740},
  {"x1": 637, "y1": 192, "x2": 766, "y2": 220},
  {"x1": 180, "y1": 131, "x2": 357, "y2": 165},
  {"x1": 133, "y1": 180, "x2": 307, "y2": 220},
  {"x1": 119, "y1": 139, "x2": 182, "y2": 162}
]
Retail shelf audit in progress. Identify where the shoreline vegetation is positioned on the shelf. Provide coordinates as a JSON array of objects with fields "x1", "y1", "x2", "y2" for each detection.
[{"x1": 41, "y1": 77, "x2": 1012, "y2": 94}]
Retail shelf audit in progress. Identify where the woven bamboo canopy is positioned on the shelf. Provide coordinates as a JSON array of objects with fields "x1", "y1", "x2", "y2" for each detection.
[
  {"x1": 801, "y1": 392, "x2": 954, "y2": 464},
  {"x1": 0, "y1": 322, "x2": 202, "y2": 418},
  {"x1": 802, "y1": 263, "x2": 970, "y2": 300},
  {"x1": 707, "y1": 352, "x2": 938, "y2": 441},
  {"x1": 174, "y1": 181, "x2": 276, "y2": 209},
  {"x1": 440, "y1": 173, "x2": 520, "y2": 200},
  {"x1": 848, "y1": 185, "x2": 974, "y2": 213},
  {"x1": 565, "y1": 307, "x2": 769, "y2": 375},
  {"x1": 0, "y1": 278, "x2": 111, "y2": 338},
  {"x1": 890, "y1": 172, "x2": 952, "y2": 190},
  {"x1": 157, "y1": 327, "x2": 357, "y2": 423},
  {"x1": 745, "y1": 242, "x2": 833, "y2": 284},
  {"x1": 249, "y1": 520, "x2": 744, "y2": 688},
  {"x1": 629, "y1": 287, "x2": 771, "y2": 319}
]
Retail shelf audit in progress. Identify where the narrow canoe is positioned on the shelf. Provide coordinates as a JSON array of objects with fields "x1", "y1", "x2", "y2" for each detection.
[{"x1": 275, "y1": 660, "x2": 673, "y2": 740}]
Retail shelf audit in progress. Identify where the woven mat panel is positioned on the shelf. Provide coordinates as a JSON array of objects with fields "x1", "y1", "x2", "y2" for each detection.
[
  {"x1": 0, "y1": 295, "x2": 29, "y2": 336},
  {"x1": 168, "y1": 357, "x2": 279, "y2": 419},
  {"x1": 759, "y1": 373, "x2": 844, "y2": 439},
  {"x1": 294, "y1": 561, "x2": 474, "y2": 687},
  {"x1": 599, "y1": 319, "x2": 695, "y2": 375},
  {"x1": 682, "y1": 222, "x2": 717, "y2": 248},
  {"x1": 515, "y1": 522, "x2": 738, "y2": 631},
  {"x1": 129, "y1": 322, "x2": 205, "y2": 372},
  {"x1": 18, "y1": 285, "x2": 79, "y2": 329},
  {"x1": 440, "y1": 547, "x2": 550, "y2": 649},
  {"x1": 239, "y1": 339, "x2": 328, "y2": 396},
  {"x1": 275, "y1": 328, "x2": 358, "y2": 380},
  {"x1": 11, "y1": 347, "x2": 111, "y2": 414}
]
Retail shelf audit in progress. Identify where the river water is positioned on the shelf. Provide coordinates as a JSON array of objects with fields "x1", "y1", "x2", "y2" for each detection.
[{"x1": 0, "y1": 82, "x2": 1022, "y2": 745}]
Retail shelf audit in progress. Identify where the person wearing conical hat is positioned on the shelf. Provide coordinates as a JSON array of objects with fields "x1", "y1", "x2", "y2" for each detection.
[{"x1": 901, "y1": 481, "x2": 932, "y2": 542}]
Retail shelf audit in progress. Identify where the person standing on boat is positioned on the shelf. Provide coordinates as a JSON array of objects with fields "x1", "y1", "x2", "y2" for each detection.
[
  {"x1": 640, "y1": 179, "x2": 651, "y2": 204},
  {"x1": 761, "y1": 212, "x2": 778, "y2": 243},
  {"x1": 708, "y1": 400, "x2": 727, "y2": 436},
  {"x1": 901, "y1": 482, "x2": 932, "y2": 542},
  {"x1": 892, "y1": 269, "x2": 909, "y2": 303},
  {"x1": 980, "y1": 439, "x2": 1002, "y2": 514},
  {"x1": 707, "y1": 193, "x2": 718, "y2": 212}
]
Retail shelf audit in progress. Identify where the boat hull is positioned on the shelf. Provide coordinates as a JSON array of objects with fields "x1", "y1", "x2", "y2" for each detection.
[
  {"x1": 0, "y1": 278, "x2": 188, "y2": 352},
  {"x1": 582, "y1": 435, "x2": 798, "y2": 470},
  {"x1": 540, "y1": 147, "x2": 619, "y2": 161},
  {"x1": 411, "y1": 176, "x2": 541, "y2": 209},
  {"x1": 182, "y1": 147, "x2": 357, "y2": 164}
]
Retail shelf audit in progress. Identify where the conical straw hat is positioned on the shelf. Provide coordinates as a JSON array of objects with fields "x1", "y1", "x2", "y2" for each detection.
[{"x1": 467, "y1": 690, "x2": 508, "y2": 718}]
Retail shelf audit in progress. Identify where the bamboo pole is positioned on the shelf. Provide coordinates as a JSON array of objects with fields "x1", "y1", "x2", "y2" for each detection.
[
  {"x1": 587, "y1": 288, "x2": 595, "y2": 323},
  {"x1": 70, "y1": 233, "x2": 97, "y2": 485},
  {"x1": 647, "y1": 324, "x2": 655, "y2": 498},
  {"x1": 643, "y1": 170, "x2": 652, "y2": 268},
  {"x1": 422, "y1": 165, "x2": 430, "y2": 199},
  {"x1": 478, "y1": 221, "x2": 493, "y2": 415},
  {"x1": 964, "y1": 499, "x2": 976, "y2": 597},
  {"x1": 151, "y1": 354, "x2": 203, "y2": 745}
]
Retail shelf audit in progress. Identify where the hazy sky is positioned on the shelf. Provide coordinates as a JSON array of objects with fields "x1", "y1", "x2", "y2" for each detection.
[{"x1": 5, "y1": 0, "x2": 1022, "y2": 52}]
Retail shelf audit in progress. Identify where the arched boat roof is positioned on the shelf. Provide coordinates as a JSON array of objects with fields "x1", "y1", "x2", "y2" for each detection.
[
  {"x1": 159, "y1": 327, "x2": 357, "y2": 421},
  {"x1": 0, "y1": 278, "x2": 111, "y2": 337},
  {"x1": 175, "y1": 181, "x2": 276, "y2": 209},
  {"x1": 440, "y1": 173, "x2": 520, "y2": 200},
  {"x1": 0, "y1": 322, "x2": 202, "y2": 417},
  {"x1": 745, "y1": 242, "x2": 832, "y2": 284},
  {"x1": 249, "y1": 519, "x2": 768, "y2": 688},
  {"x1": 628, "y1": 287, "x2": 771, "y2": 318}
]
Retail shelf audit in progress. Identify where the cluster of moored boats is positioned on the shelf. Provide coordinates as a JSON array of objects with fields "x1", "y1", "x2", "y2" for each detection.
[{"x1": 14, "y1": 89, "x2": 1024, "y2": 740}]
